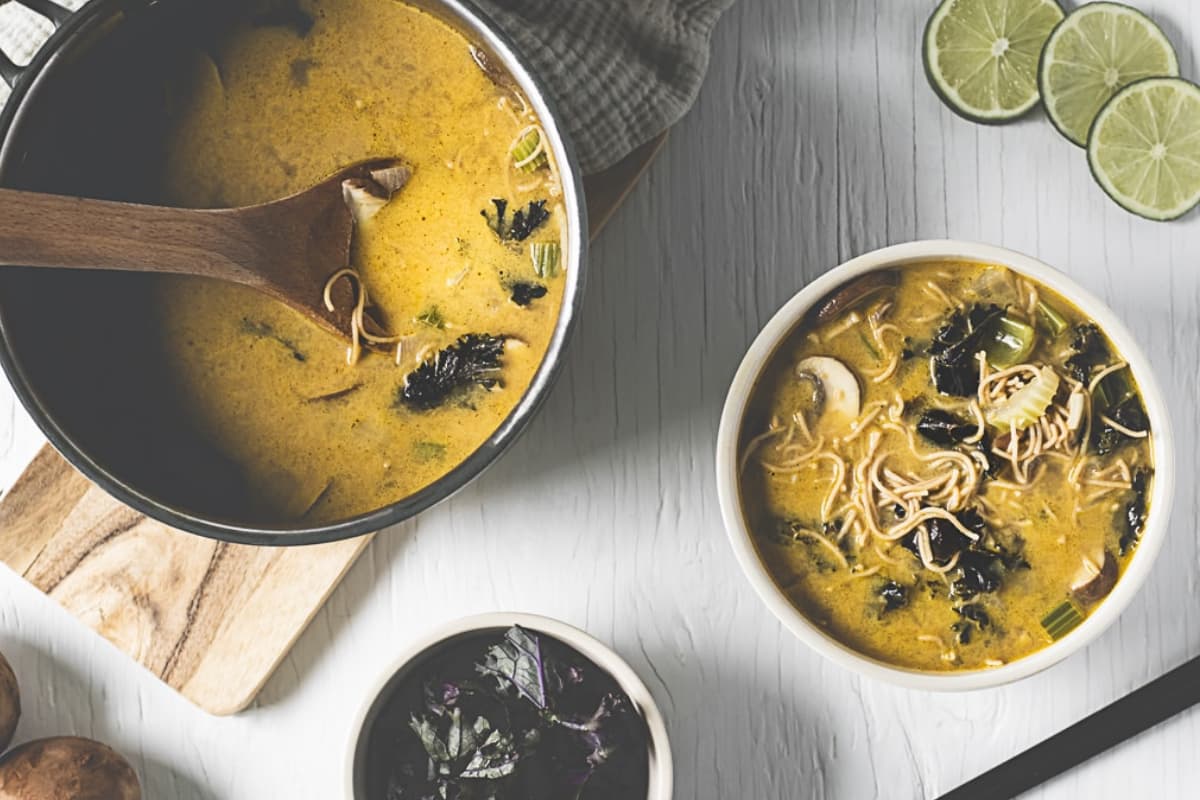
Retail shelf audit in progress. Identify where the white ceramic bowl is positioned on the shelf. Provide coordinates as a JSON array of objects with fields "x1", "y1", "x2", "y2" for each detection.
[
  {"x1": 715, "y1": 240, "x2": 1175, "y2": 691},
  {"x1": 345, "y1": 612, "x2": 673, "y2": 798}
]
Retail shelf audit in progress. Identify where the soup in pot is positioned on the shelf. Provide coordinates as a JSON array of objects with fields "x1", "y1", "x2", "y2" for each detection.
[{"x1": 153, "y1": 0, "x2": 567, "y2": 522}]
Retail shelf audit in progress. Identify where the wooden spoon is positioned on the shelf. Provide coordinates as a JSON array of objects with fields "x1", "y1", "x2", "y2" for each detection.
[{"x1": 0, "y1": 159, "x2": 409, "y2": 340}]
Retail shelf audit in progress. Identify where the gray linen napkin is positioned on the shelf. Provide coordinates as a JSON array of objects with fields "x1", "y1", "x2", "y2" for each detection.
[
  {"x1": 476, "y1": 0, "x2": 735, "y2": 173},
  {"x1": 0, "y1": 0, "x2": 733, "y2": 174}
]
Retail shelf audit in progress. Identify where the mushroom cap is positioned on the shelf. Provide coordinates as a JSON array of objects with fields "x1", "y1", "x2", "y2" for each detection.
[
  {"x1": 795, "y1": 356, "x2": 862, "y2": 427},
  {"x1": 814, "y1": 270, "x2": 899, "y2": 324}
]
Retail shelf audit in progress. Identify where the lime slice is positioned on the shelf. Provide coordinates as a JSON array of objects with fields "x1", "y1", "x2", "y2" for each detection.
[
  {"x1": 1088, "y1": 78, "x2": 1200, "y2": 221},
  {"x1": 924, "y1": 0, "x2": 1065, "y2": 123},
  {"x1": 1040, "y1": 3, "x2": 1179, "y2": 147}
]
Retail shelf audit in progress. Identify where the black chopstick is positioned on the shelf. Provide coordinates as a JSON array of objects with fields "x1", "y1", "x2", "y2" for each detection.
[{"x1": 937, "y1": 654, "x2": 1200, "y2": 800}]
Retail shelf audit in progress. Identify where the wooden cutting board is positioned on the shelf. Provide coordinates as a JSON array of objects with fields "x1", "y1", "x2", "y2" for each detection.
[{"x1": 0, "y1": 134, "x2": 666, "y2": 716}]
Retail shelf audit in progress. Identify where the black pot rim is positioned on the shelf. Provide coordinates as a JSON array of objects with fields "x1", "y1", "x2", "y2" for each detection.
[{"x1": 0, "y1": 0, "x2": 589, "y2": 547}]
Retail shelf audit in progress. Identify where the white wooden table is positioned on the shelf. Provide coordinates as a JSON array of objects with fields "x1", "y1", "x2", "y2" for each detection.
[{"x1": 2, "y1": 0, "x2": 1199, "y2": 797}]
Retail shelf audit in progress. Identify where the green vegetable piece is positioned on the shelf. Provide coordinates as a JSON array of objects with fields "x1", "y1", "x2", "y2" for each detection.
[
  {"x1": 986, "y1": 365, "x2": 1060, "y2": 432},
  {"x1": 1041, "y1": 598, "x2": 1085, "y2": 640},
  {"x1": 983, "y1": 316, "x2": 1036, "y2": 368},
  {"x1": 416, "y1": 306, "x2": 445, "y2": 329},
  {"x1": 1093, "y1": 367, "x2": 1136, "y2": 413},
  {"x1": 530, "y1": 241, "x2": 561, "y2": 278},
  {"x1": 413, "y1": 441, "x2": 446, "y2": 462},
  {"x1": 858, "y1": 329, "x2": 881, "y2": 361},
  {"x1": 1036, "y1": 300, "x2": 1069, "y2": 337},
  {"x1": 511, "y1": 127, "x2": 548, "y2": 172}
]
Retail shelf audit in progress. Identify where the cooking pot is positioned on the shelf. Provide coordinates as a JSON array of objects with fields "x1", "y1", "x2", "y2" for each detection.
[{"x1": 0, "y1": 0, "x2": 587, "y2": 545}]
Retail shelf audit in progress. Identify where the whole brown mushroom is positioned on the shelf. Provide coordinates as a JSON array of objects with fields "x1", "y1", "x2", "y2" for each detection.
[
  {"x1": 0, "y1": 737, "x2": 140, "y2": 800},
  {"x1": 0, "y1": 653, "x2": 17, "y2": 753}
]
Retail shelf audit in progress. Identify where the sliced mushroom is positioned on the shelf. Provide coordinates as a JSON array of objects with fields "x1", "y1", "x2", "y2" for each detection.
[
  {"x1": 342, "y1": 178, "x2": 390, "y2": 223},
  {"x1": 815, "y1": 270, "x2": 899, "y2": 323},
  {"x1": 369, "y1": 164, "x2": 412, "y2": 196},
  {"x1": 1070, "y1": 549, "x2": 1118, "y2": 606},
  {"x1": 341, "y1": 164, "x2": 412, "y2": 224},
  {"x1": 1065, "y1": 387, "x2": 1086, "y2": 432},
  {"x1": 795, "y1": 356, "x2": 862, "y2": 428}
]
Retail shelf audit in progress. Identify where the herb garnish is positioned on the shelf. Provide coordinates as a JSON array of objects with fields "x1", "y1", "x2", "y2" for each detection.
[
  {"x1": 412, "y1": 441, "x2": 447, "y2": 463},
  {"x1": 416, "y1": 306, "x2": 446, "y2": 329}
]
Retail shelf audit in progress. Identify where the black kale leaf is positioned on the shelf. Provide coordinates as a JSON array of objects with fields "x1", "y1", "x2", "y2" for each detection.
[
  {"x1": 878, "y1": 581, "x2": 908, "y2": 613},
  {"x1": 1065, "y1": 323, "x2": 1109, "y2": 384},
  {"x1": 1092, "y1": 395, "x2": 1149, "y2": 456},
  {"x1": 1120, "y1": 468, "x2": 1151, "y2": 555},
  {"x1": 952, "y1": 550, "x2": 1002, "y2": 599},
  {"x1": 398, "y1": 334, "x2": 507, "y2": 411},
  {"x1": 929, "y1": 304, "x2": 1005, "y2": 396},
  {"x1": 901, "y1": 508, "x2": 987, "y2": 565},
  {"x1": 508, "y1": 281, "x2": 548, "y2": 307},
  {"x1": 916, "y1": 409, "x2": 976, "y2": 447},
  {"x1": 481, "y1": 199, "x2": 550, "y2": 242},
  {"x1": 955, "y1": 603, "x2": 991, "y2": 629}
]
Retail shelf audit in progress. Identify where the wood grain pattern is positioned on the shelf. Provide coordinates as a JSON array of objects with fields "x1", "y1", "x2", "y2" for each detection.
[
  {"x1": 0, "y1": 141, "x2": 661, "y2": 717},
  {"x1": 0, "y1": 447, "x2": 370, "y2": 716}
]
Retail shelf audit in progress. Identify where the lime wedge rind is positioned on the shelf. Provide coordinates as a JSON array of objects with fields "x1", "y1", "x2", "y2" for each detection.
[
  {"x1": 1088, "y1": 77, "x2": 1200, "y2": 221},
  {"x1": 1039, "y1": 2, "x2": 1179, "y2": 147},
  {"x1": 924, "y1": 0, "x2": 1066, "y2": 125}
]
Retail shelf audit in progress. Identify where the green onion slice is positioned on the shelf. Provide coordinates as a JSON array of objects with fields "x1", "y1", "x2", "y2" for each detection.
[
  {"x1": 858, "y1": 330, "x2": 881, "y2": 361},
  {"x1": 1041, "y1": 598, "x2": 1085, "y2": 641},
  {"x1": 1036, "y1": 301, "x2": 1069, "y2": 338},
  {"x1": 511, "y1": 127, "x2": 548, "y2": 173},
  {"x1": 530, "y1": 242, "x2": 561, "y2": 278},
  {"x1": 983, "y1": 316, "x2": 1036, "y2": 368},
  {"x1": 1094, "y1": 367, "x2": 1136, "y2": 412}
]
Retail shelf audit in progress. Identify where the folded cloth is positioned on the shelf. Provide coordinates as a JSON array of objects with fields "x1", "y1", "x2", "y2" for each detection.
[
  {"x1": 476, "y1": 0, "x2": 735, "y2": 174},
  {"x1": 0, "y1": 0, "x2": 734, "y2": 174}
]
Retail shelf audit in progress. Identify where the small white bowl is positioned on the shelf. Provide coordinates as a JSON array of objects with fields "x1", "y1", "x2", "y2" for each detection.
[
  {"x1": 715, "y1": 240, "x2": 1175, "y2": 691},
  {"x1": 345, "y1": 612, "x2": 673, "y2": 798}
]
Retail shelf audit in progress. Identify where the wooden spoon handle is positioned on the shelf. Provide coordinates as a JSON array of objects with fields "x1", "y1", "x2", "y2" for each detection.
[{"x1": 0, "y1": 188, "x2": 266, "y2": 286}]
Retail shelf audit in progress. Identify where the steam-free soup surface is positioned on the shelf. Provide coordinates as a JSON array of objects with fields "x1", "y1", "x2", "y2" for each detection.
[
  {"x1": 156, "y1": 0, "x2": 566, "y2": 522},
  {"x1": 740, "y1": 262, "x2": 1153, "y2": 670}
]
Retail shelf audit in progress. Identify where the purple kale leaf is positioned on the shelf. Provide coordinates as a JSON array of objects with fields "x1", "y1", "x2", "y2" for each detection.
[
  {"x1": 405, "y1": 708, "x2": 519, "y2": 798},
  {"x1": 477, "y1": 625, "x2": 548, "y2": 709}
]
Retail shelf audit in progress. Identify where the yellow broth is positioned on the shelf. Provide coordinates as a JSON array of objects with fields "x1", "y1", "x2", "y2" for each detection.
[
  {"x1": 739, "y1": 262, "x2": 1154, "y2": 671},
  {"x1": 152, "y1": 0, "x2": 566, "y2": 522}
]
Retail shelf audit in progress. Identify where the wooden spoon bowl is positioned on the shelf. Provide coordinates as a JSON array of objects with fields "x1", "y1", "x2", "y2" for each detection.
[{"x1": 0, "y1": 158, "x2": 408, "y2": 340}]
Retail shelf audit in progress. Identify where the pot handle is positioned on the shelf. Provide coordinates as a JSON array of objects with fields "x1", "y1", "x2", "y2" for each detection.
[{"x1": 0, "y1": 0, "x2": 73, "y2": 89}]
